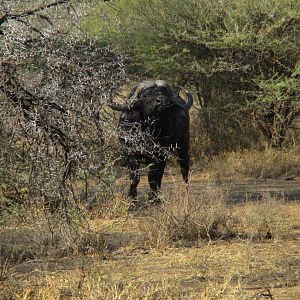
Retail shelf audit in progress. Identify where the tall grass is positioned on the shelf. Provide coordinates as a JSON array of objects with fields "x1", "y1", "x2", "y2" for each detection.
[
  {"x1": 140, "y1": 184, "x2": 293, "y2": 248},
  {"x1": 208, "y1": 147, "x2": 300, "y2": 179}
]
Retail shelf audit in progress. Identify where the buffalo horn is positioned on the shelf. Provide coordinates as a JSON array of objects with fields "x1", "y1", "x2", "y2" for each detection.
[
  {"x1": 108, "y1": 93, "x2": 129, "y2": 112},
  {"x1": 108, "y1": 102, "x2": 129, "y2": 111},
  {"x1": 177, "y1": 89, "x2": 193, "y2": 110}
]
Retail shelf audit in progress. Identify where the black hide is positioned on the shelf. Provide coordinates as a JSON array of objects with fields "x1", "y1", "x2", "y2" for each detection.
[{"x1": 114, "y1": 80, "x2": 192, "y2": 201}]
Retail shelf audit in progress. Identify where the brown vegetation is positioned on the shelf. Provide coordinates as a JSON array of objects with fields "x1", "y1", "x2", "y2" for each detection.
[
  {"x1": 208, "y1": 147, "x2": 300, "y2": 179},
  {"x1": 1, "y1": 183, "x2": 300, "y2": 299}
]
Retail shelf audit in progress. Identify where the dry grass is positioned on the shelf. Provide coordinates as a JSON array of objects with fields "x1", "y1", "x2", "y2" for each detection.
[
  {"x1": 233, "y1": 193, "x2": 294, "y2": 240},
  {"x1": 140, "y1": 184, "x2": 237, "y2": 247},
  {"x1": 0, "y1": 207, "x2": 106, "y2": 263},
  {"x1": 0, "y1": 183, "x2": 300, "y2": 299},
  {"x1": 1, "y1": 237, "x2": 299, "y2": 299},
  {"x1": 208, "y1": 147, "x2": 300, "y2": 179},
  {"x1": 2, "y1": 275, "x2": 185, "y2": 300},
  {"x1": 91, "y1": 191, "x2": 130, "y2": 219},
  {"x1": 140, "y1": 185, "x2": 295, "y2": 248}
]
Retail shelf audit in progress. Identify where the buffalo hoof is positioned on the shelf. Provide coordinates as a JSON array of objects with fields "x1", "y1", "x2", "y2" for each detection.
[
  {"x1": 128, "y1": 190, "x2": 137, "y2": 199},
  {"x1": 148, "y1": 192, "x2": 162, "y2": 206},
  {"x1": 128, "y1": 200, "x2": 140, "y2": 212},
  {"x1": 150, "y1": 197, "x2": 161, "y2": 205}
]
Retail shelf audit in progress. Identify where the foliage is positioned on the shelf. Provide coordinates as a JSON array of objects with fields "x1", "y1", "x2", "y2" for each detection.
[
  {"x1": 249, "y1": 73, "x2": 300, "y2": 147},
  {"x1": 87, "y1": 0, "x2": 300, "y2": 148}
]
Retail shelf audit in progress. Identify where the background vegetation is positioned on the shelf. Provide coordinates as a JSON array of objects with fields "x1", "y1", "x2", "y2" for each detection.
[
  {"x1": 0, "y1": 1, "x2": 299, "y2": 299},
  {"x1": 86, "y1": 0, "x2": 300, "y2": 152}
]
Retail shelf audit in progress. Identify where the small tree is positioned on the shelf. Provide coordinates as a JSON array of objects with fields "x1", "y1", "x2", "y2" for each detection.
[{"x1": 250, "y1": 73, "x2": 300, "y2": 148}]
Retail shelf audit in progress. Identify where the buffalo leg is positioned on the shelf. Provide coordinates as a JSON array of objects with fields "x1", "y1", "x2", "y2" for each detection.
[
  {"x1": 127, "y1": 157, "x2": 140, "y2": 199},
  {"x1": 177, "y1": 141, "x2": 190, "y2": 184},
  {"x1": 148, "y1": 158, "x2": 166, "y2": 199}
]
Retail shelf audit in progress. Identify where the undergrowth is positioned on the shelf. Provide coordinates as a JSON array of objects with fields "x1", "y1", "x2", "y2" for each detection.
[
  {"x1": 208, "y1": 147, "x2": 300, "y2": 179},
  {"x1": 140, "y1": 184, "x2": 293, "y2": 248}
]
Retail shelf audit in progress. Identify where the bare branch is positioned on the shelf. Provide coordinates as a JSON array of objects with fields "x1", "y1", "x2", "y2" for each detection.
[{"x1": 0, "y1": 0, "x2": 71, "y2": 26}]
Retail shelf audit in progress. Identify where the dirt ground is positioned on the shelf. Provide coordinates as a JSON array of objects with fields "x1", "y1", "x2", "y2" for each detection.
[{"x1": 160, "y1": 167, "x2": 300, "y2": 202}]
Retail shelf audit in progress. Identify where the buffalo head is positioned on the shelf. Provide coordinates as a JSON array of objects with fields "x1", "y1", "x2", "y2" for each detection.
[{"x1": 108, "y1": 80, "x2": 193, "y2": 116}]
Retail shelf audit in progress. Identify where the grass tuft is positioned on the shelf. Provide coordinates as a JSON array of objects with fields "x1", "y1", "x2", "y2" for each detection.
[{"x1": 141, "y1": 184, "x2": 237, "y2": 247}]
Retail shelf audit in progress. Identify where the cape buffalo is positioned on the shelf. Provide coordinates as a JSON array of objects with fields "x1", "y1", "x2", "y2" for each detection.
[{"x1": 109, "y1": 80, "x2": 193, "y2": 205}]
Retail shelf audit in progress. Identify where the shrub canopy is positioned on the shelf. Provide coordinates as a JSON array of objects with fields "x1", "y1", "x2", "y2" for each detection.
[{"x1": 88, "y1": 0, "x2": 300, "y2": 148}]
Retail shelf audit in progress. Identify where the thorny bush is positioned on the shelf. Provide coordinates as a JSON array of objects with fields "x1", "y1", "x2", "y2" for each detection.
[{"x1": 0, "y1": 1, "x2": 129, "y2": 233}]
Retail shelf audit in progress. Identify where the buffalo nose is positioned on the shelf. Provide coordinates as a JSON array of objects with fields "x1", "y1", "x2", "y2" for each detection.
[{"x1": 156, "y1": 96, "x2": 168, "y2": 106}]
